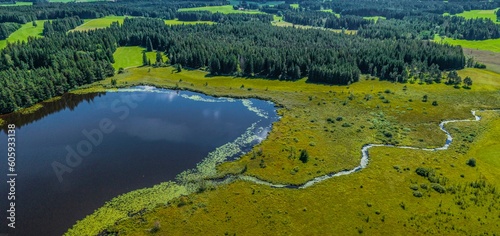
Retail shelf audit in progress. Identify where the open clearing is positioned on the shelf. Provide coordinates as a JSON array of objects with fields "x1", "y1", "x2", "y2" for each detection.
[
  {"x1": 71, "y1": 16, "x2": 128, "y2": 32},
  {"x1": 463, "y1": 48, "x2": 500, "y2": 74},
  {"x1": 0, "y1": 1, "x2": 32, "y2": 6},
  {"x1": 164, "y1": 19, "x2": 214, "y2": 25},
  {"x1": 112, "y1": 46, "x2": 167, "y2": 70},
  {"x1": 0, "y1": 20, "x2": 46, "y2": 50},
  {"x1": 178, "y1": 5, "x2": 264, "y2": 14},
  {"x1": 273, "y1": 20, "x2": 357, "y2": 34},
  {"x1": 455, "y1": 8, "x2": 500, "y2": 24},
  {"x1": 434, "y1": 35, "x2": 500, "y2": 53},
  {"x1": 65, "y1": 60, "x2": 500, "y2": 235}
]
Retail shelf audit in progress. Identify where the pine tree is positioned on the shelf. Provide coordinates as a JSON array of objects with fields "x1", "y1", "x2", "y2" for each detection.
[
  {"x1": 142, "y1": 51, "x2": 148, "y2": 66},
  {"x1": 146, "y1": 37, "x2": 153, "y2": 52}
]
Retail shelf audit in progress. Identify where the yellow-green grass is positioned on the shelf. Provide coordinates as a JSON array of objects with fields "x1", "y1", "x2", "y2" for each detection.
[
  {"x1": 178, "y1": 5, "x2": 264, "y2": 14},
  {"x1": 0, "y1": 1, "x2": 32, "y2": 6},
  {"x1": 164, "y1": 19, "x2": 214, "y2": 25},
  {"x1": 434, "y1": 35, "x2": 500, "y2": 53},
  {"x1": 272, "y1": 20, "x2": 357, "y2": 34},
  {"x1": 60, "y1": 65, "x2": 500, "y2": 235},
  {"x1": 363, "y1": 16, "x2": 386, "y2": 23},
  {"x1": 0, "y1": 20, "x2": 45, "y2": 50},
  {"x1": 319, "y1": 9, "x2": 340, "y2": 18},
  {"x1": 112, "y1": 46, "x2": 166, "y2": 70},
  {"x1": 455, "y1": 8, "x2": 499, "y2": 24},
  {"x1": 290, "y1": 3, "x2": 299, "y2": 9},
  {"x1": 71, "y1": 16, "x2": 128, "y2": 32}
]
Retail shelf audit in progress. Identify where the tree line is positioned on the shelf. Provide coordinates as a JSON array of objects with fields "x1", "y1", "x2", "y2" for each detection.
[
  {"x1": 358, "y1": 14, "x2": 500, "y2": 40},
  {"x1": 0, "y1": 16, "x2": 466, "y2": 113},
  {"x1": 0, "y1": 22, "x2": 21, "y2": 40},
  {"x1": 43, "y1": 16, "x2": 84, "y2": 36},
  {"x1": 283, "y1": 11, "x2": 372, "y2": 30}
]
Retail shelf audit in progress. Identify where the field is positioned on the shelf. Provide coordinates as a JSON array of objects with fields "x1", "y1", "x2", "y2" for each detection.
[
  {"x1": 164, "y1": 19, "x2": 214, "y2": 25},
  {"x1": 65, "y1": 60, "x2": 500, "y2": 235},
  {"x1": 363, "y1": 16, "x2": 386, "y2": 23},
  {"x1": 0, "y1": 1, "x2": 32, "y2": 6},
  {"x1": 112, "y1": 46, "x2": 167, "y2": 70},
  {"x1": 178, "y1": 5, "x2": 264, "y2": 14},
  {"x1": 272, "y1": 20, "x2": 357, "y2": 34},
  {"x1": 319, "y1": 9, "x2": 341, "y2": 18},
  {"x1": 433, "y1": 35, "x2": 500, "y2": 53},
  {"x1": 0, "y1": 20, "x2": 46, "y2": 50},
  {"x1": 463, "y1": 48, "x2": 500, "y2": 74},
  {"x1": 71, "y1": 16, "x2": 128, "y2": 32},
  {"x1": 455, "y1": 8, "x2": 500, "y2": 24}
]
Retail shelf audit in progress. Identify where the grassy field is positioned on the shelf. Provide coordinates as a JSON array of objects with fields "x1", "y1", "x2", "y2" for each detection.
[
  {"x1": 112, "y1": 46, "x2": 167, "y2": 70},
  {"x1": 71, "y1": 16, "x2": 128, "y2": 32},
  {"x1": 290, "y1": 3, "x2": 299, "y2": 9},
  {"x1": 273, "y1": 20, "x2": 357, "y2": 34},
  {"x1": 178, "y1": 5, "x2": 264, "y2": 14},
  {"x1": 363, "y1": 16, "x2": 386, "y2": 23},
  {"x1": 63, "y1": 63, "x2": 500, "y2": 235},
  {"x1": 0, "y1": 1, "x2": 32, "y2": 6},
  {"x1": 433, "y1": 35, "x2": 500, "y2": 53},
  {"x1": 463, "y1": 48, "x2": 500, "y2": 74},
  {"x1": 319, "y1": 9, "x2": 341, "y2": 18},
  {"x1": 455, "y1": 8, "x2": 500, "y2": 24},
  {"x1": 164, "y1": 19, "x2": 214, "y2": 25},
  {"x1": 0, "y1": 20, "x2": 45, "y2": 50}
]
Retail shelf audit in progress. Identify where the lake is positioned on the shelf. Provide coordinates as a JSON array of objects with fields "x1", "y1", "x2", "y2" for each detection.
[{"x1": 0, "y1": 86, "x2": 278, "y2": 236}]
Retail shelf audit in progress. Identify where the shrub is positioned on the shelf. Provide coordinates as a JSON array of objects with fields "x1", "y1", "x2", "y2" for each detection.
[
  {"x1": 413, "y1": 191, "x2": 423, "y2": 198},
  {"x1": 431, "y1": 183, "x2": 446, "y2": 194},
  {"x1": 336, "y1": 116, "x2": 343, "y2": 121},
  {"x1": 432, "y1": 101, "x2": 438, "y2": 106},
  {"x1": 415, "y1": 167, "x2": 434, "y2": 177},
  {"x1": 118, "y1": 68, "x2": 124, "y2": 74},
  {"x1": 384, "y1": 89, "x2": 392, "y2": 94},
  {"x1": 110, "y1": 79, "x2": 117, "y2": 86},
  {"x1": 342, "y1": 123, "x2": 351, "y2": 127},
  {"x1": 466, "y1": 158, "x2": 476, "y2": 167},
  {"x1": 409, "y1": 184, "x2": 419, "y2": 190},
  {"x1": 299, "y1": 149, "x2": 309, "y2": 163}
]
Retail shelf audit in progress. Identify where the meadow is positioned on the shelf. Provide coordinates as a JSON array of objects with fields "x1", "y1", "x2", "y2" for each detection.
[
  {"x1": 111, "y1": 46, "x2": 167, "y2": 70},
  {"x1": 164, "y1": 19, "x2": 214, "y2": 25},
  {"x1": 63, "y1": 55, "x2": 500, "y2": 235},
  {"x1": 71, "y1": 16, "x2": 128, "y2": 31},
  {"x1": 0, "y1": 1, "x2": 32, "y2": 6},
  {"x1": 433, "y1": 35, "x2": 500, "y2": 53},
  {"x1": 455, "y1": 8, "x2": 500, "y2": 24},
  {"x1": 0, "y1": 20, "x2": 45, "y2": 50},
  {"x1": 178, "y1": 5, "x2": 264, "y2": 14},
  {"x1": 272, "y1": 20, "x2": 357, "y2": 34}
]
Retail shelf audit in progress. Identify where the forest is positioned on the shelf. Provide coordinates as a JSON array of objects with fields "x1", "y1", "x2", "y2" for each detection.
[
  {"x1": 0, "y1": 15, "x2": 465, "y2": 113},
  {"x1": 0, "y1": 0, "x2": 497, "y2": 114}
]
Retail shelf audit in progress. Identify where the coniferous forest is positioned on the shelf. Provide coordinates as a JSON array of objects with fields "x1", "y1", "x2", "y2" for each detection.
[{"x1": 0, "y1": 0, "x2": 499, "y2": 113}]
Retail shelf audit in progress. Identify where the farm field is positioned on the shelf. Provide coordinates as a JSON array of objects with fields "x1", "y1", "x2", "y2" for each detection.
[
  {"x1": 178, "y1": 5, "x2": 264, "y2": 14},
  {"x1": 0, "y1": 20, "x2": 45, "y2": 49},
  {"x1": 65, "y1": 65, "x2": 500, "y2": 235}
]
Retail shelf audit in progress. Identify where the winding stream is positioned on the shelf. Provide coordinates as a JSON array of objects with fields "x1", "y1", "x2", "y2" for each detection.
[{"x1": 215, "y1": 109, "x2": 498, "y2": 189}]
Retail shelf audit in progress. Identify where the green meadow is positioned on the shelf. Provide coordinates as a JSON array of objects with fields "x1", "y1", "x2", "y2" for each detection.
[
  {"x1": 164, "y1": 19, "x2": 214, "y2": 25},
  {"x1": 112, "y1": 46, "x2": 167, "y2": 70},
  {"x1": 0, "y1": 20, "x2": 45, "y2": 50},
  {"x1": 178, "y1": 5, "x2": 264, "y2": 14},
  {"x1": 71, "y1": 16, "x2": 129, "y2": 31},
  {"x1": 434, "y1": 35, "x2": 500, "y2": 53},
  {"x1": 455, "y1": 8, "x2": 500, "y2": 23},
  {"x1": 0, "y1": 1, "x2": 32, "y2": 6},
  {"x1": 62, "y1": 50, "x2": 500, "y2": 235}
]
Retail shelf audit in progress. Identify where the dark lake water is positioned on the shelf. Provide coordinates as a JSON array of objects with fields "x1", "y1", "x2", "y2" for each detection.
[{"x1": 0, "y1": 86, "x2": 278, "y2": 236}]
